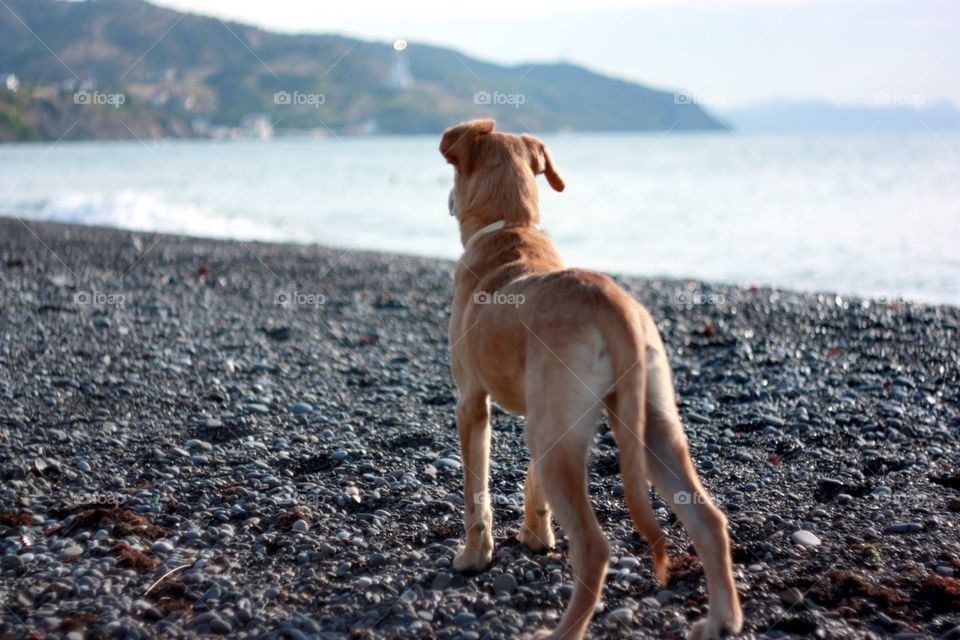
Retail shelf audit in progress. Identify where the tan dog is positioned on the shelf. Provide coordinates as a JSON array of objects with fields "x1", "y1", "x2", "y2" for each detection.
[{"x1": 440, "y1": 119, "x2": 743, "y2": 640}]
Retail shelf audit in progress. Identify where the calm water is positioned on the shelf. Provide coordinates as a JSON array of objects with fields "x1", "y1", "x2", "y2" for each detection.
[{"x1": 1, "y1": 132, "x2": 957, "y2": 304}]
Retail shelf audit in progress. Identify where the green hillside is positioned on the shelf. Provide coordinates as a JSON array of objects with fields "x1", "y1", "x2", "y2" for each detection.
[{"x1": 0, "y1": 0, "x2": 726, "y2": 139}]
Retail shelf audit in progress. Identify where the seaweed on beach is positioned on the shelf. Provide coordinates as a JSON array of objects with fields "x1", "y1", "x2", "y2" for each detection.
[
  {"x1": 113, "y1": 543, "x2": 160, "y2": 572},
  {"x1": 47, "y1": 506, "x2": 169, "y2": 541}
]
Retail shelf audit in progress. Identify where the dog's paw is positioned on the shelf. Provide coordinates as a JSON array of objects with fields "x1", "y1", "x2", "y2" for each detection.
[
  {"x1": 517, "y1": 524, "x2": 555, "y2": 552},
  {"x1": 686, "y1": 612, "x2": 743, "y2": 640},
  {"x1": 453, "y1": 542, "x2": 493, "y2": 573},
  {"x1": 527, "y1": 628, "x2": 557, "y2": 640}
]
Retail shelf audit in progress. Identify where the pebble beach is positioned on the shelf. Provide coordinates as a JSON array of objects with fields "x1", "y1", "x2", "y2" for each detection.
[{"x1": 1, "y1": 217, "x2": 959, "y2": 639}]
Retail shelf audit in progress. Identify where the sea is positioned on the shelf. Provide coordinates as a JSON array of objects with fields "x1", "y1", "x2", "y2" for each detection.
[{"x1": 1, "y1": 131, "x2": 957, "y2": 304}]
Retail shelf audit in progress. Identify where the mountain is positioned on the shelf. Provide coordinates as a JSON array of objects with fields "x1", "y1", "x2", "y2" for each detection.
[
  {"x1": 0, "y1": 85, "x2": 195, "y2": 142},
  {"x1": 0, "y1": 0, "x2": 724, "y2": 141},
  {"x1": 719, "y1": 99, "x2": 960, "y2": 133}
]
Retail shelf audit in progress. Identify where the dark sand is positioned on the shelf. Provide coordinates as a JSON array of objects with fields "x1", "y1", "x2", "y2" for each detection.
[{"x1": 1, "y1": 217, "x2": 958, "y2": 639}]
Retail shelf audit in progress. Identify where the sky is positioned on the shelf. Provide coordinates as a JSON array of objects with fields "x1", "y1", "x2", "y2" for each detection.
[{"x1": 149, "y1": 0, "x2": 959, "y2": 108}]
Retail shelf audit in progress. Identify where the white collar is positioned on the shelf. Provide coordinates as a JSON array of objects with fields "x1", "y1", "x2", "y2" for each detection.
[
  {"x1": 464, "y1": 220, "x2": 507, "y2": 249},
  {"x1": 463, "y1": 220, "x2": 539, "y2": 250}
]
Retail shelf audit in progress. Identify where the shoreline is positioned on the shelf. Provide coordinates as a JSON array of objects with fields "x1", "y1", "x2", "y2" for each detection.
[
  {"x1": 1, "y1": 216, "x2": 959, "y2": 638},
  {"x1": 1, "y1": 216, "x2": 954, "y2": 310}
]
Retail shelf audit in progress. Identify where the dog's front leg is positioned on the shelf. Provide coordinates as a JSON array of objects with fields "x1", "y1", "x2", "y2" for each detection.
[{"x1": 453, "y1": 391, "x2": 494, "y2": 572}]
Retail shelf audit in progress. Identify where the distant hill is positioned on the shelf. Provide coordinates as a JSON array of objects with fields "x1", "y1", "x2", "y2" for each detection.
[
  {"x1": 719, "y1": 99, "x2": 960, "y2": 133},
  {"x1": 0, "y1": 81, "x2": 198, "y2": 143},
  {"x1": 0, "y1": 0, "x2": 725, "y2": 141}
]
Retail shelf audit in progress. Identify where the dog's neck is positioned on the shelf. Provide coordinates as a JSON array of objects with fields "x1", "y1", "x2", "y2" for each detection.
[
  {"x1": 461, "y1": 219, "x2": 540, "y2": 250},
  {"x1": 454, "y1": 179, "x2": 542, "y2": 247},
  {"x1": 463, "y1": 220, "x2": 506, "y2": 249}
]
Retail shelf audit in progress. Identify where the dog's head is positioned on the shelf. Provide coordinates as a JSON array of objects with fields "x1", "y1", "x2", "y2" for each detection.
[{"x1": 440, "y1": 119, "x2": 564, "y2": 227}]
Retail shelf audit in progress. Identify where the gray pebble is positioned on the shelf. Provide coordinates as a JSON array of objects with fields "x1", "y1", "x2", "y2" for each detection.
[
  {"x1": 292, "y1": 519, "x2": 310, "y2": 533},
  {"x1": 780, "y1": 587, "x2": 804, "y2": 607},
  {"x1": 432, "y1": 572, "x2": 452, "y2": 591},
  {"x1": 61, "y1": 545, "x2": 83, "y2": 559},
  {"x1": 790, "y1": 530, "x2": 821, "y2": 547},
  {"x1": 607, "y1": 607, "x2": 634, "y2": 624},
  {"x1": 434, "y1": 458, "x2": 461, "y2": 471},
  {"x1": 884, "y1": 522, "x2": 923, "y2": 534},
  {"x1": 151, "y1": 540, "x2": 174, "y2": 554},
  {"x1": 493, "y1": 573, "x2": 517, "y2": 594}
]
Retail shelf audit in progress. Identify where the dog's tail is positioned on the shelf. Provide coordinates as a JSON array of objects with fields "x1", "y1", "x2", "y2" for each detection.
[{"x1": 597, "y1": 292, "x2": 670, "y2": 583}]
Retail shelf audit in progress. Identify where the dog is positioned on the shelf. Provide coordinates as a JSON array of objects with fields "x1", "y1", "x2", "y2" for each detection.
[{"x1": 440, "y1": 119, "x2": 743, "y2": 640}]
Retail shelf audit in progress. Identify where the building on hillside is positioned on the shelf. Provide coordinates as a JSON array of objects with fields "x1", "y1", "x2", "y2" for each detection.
[
  {"x1": 239, "y1": 113, "x2": 274, "y2": 140},
  {"x1": 386, "y1": 42, "x2": 413, "y2": 90}
]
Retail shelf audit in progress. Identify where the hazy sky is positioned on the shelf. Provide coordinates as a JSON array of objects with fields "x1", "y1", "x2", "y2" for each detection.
[{"x1": 150, "y1": 0, "x2": 959, "y2": 107}]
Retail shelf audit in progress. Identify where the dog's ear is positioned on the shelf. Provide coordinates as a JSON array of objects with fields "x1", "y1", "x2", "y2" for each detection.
[
  {"x1": 440, "y1": 119, "x2": 495, "y2": 174},
  {"x1": 522, "y1": 134, "x2": 565, "y2": 192}
]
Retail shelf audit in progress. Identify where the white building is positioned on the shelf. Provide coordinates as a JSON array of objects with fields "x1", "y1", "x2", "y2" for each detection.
[
  {"x1": 3, "y1": 74, "x2": 20, "y2": 92},
  {"x1": 386, "y1": 52, "x2": 413, "y2": 90},
  {"x1": 239, "y1": 113, "x2": 274, "y2": 140}
]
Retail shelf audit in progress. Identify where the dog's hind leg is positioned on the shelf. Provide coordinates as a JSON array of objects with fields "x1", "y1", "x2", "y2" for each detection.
[
  {"x1": 528, "y1": 425, "x2": 608, "y2": 640},
  {"x1": 518, "y1": 459, "x2": 555, "y2": 552},
  {"x1": 525, "y1": 347, "x2": 609, "y2": 640},
  {"x1": 643, "y1": 336, "x2": 743, "y2": 639},
  {"x1": 453, "y1": 389, "x2": 495, "y2": 572}
]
